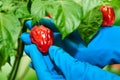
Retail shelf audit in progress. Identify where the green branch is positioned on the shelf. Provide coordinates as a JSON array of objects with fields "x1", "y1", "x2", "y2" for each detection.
[{"x1": 8, "y1": 20, "x2": 27, "y2": 80}]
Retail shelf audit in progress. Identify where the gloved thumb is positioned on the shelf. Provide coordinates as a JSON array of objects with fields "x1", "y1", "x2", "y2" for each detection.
[
  {"x1": 49, "y1": 46, "x2": 120, "y2": 80},
  {"x1": 24, "y1": 44, "x2": 53, "y2": 80},
  {"x1": 49, "y1": 46, "x2": 84, "y2": 80}
]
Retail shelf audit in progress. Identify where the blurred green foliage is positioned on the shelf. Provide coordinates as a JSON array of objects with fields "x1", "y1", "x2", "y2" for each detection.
[{"x1": 0, "y1": 54, "x2": 38, "y2": 80}]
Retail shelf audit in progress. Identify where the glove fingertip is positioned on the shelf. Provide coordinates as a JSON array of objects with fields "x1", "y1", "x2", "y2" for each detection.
[
  {"x1": 25, "y1": 20, "x2": 32, "y2": 30},
  {"x1": 20, "y1": 33, "x2": 32, "y2": 44},
  {"x1": 49, "y1": 46, "x2": 63, "y2": 60}
]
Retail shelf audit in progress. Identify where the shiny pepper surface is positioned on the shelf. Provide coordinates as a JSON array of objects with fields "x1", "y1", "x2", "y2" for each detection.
[
  {"x1": 100, "y1": 6, "x2": 115, "y2": 27},
  {"x1": 30, "y1": 25, "x2": 54, "y2": 53}
]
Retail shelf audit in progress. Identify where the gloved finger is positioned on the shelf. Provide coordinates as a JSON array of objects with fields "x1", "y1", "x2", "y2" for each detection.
[
  {"x1": 25, "y1": 20, "x2": 33, "y2": 30},
  {"x1": 24, "y1": 44, "x2": 64, "y2": 79},
  {"x1": 49, "y1": 46, "x2": 84, "y2": 80},
  {"x1": 49, "y1": 46, "x2": 120, "y2": 80},
  {"x1": 39, "y1": 17, "x2": 58, "y2": 32},
  {"x1": 43, "y1": 55, "x2": 64, "y2": 77},
  {"x1": 29, "y1": 60, "x2": 57, "y2": 75},
  {"x1": 24, "y1": 44, "x2": 53, "y2": 80},
  {"x1": 20, "y1": 32, "x2": 31, "y2": 45},
  {"x1": 28, "y1": 54, "x2": 58, "y2": 74},
  {"x1": 29, "y1": 58, "x2": 65, "y2": 80},
  {"x1": 29, "y1": 60, "x2": 62, "y2": 76}
]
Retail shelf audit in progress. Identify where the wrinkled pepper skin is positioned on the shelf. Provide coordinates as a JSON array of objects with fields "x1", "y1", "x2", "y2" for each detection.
[
  {"x1": 30, "y1": 25, "x2": 54, "y2": 53},
  {"x1": 100, "y1": 6, "x2": 115, "y2": 27}
]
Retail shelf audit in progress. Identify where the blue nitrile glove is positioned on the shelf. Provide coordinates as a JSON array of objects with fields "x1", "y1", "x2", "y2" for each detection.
[
  {"x1": 25, "y1": 17, "x2": 120, "y2": 68},
  {"x1": 21, "y1": 17, "x2": 120, "y2": 80},
  {"x1": 23, "y1": 44, "x2": 64, "y2": 80},
  {"x1": 21, "y1": 34, "x2": 120, "y2": 80},
  {"x1": 56, "y1": 26, "x2": 120, "y2": 68}
]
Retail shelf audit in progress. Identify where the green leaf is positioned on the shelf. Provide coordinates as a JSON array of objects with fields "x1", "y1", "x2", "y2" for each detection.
[
  {"x1": 0, "y1": 13, "x2": 21, "y2": 68},
  {"x1": 78, "y1": 7, "x2": 102, "y2": 45},
  {"x1": 0, "y1": 0, "x2": 16, "y2": 13},
  {"x1": 74, "y1": 0, "x2": 102, "y2": 17},
  {"x1": 102, "y1": 0, "x2": 120, "y2": 9},
  {"x1": 111, "y1": 0, "x2": 120, "y2": 8},
  {"x1": 0, "y1": 1, "x2": 3, "y2": 7},
  {"x1": 31, "y1": 0, "x2": 82, "y2": 39},
  {"x1": 31, "y1": 0, "x2": 56, "y2": 23},
  {"x1": 14, "y1": 1, "x2": 30, "y2": 18},
  {"x1": 114, "y1": 8, "x2": 120, "y2": 26},
  {"x1": 53, "y1": 1, "x2": 82, "y2": 39},
  {"x1": 74, "y1": 0, "x2": 103, "y2": 45}
]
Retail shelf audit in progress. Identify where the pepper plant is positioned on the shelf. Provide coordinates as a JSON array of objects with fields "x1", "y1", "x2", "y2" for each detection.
[{"x1": 0, "y1": 0, "x2": 120, "y2": 80}]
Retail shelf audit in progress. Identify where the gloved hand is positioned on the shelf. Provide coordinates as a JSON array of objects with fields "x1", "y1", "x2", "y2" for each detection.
[
  {"x1": 21, "y1": 34, "x2": 120, "y2": 80},
  {"x1": 60, "y1": 26, "x2": 120, "y2": 68},
  {"x1": 21, "y1": 17, "x2": 120, "y2": 80},
  {"x1": 24, "y1": 17, "x2": 120, "y2": 68}
]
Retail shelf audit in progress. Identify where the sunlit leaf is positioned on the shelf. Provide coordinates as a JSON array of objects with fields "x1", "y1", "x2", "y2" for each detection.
[
  {"x1": 14, "y1": 1, "x2": 30, "y2": 18},
  {"x1": 0, "y1": 13, "x2": 21, "y2": 68},
  {"x1": 74, "y1": 0, "x2": 101, "y2": 17},
  {"x1": 31, "y1": 0, "x2": 82, "y2": 39}
]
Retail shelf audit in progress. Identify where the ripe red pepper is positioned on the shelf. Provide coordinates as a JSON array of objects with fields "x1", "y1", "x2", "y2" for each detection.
[
  {"x1": 100, "y1": 6, "x2": 115, "y2": 27},
  {"x1": 30, "y1": 25, "x2": 54, "y2": 53}
]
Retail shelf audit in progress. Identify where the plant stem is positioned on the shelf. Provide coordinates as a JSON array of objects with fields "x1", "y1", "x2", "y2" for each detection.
[
  {"x1": 8, "y1": 39, "x2": 24, "y2": 80},
  {"x1": 8, "y1": 20, "x2": 27, "y2": 80},
  {"x1": 8, "y1": 0, "x2": 31, "y2": 79}
]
